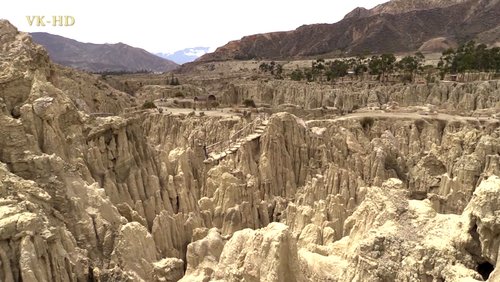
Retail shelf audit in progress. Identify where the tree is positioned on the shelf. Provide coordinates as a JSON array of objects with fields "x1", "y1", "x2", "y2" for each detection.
[
  {"x1": 269, "y1": 61, "x2": 276, "y2": 75},
  {"x1": 396, "y1": 52, "x2": 424, "y2": 82},
  {"x1": 311, "y1": 59, "x2": 326, "y2": 81},
  {"x1": 492, "y1": 47, "x2": 500, "y2": 72},
  {"x1": 259, "y1": 62, "x2": 270, "y2": 72},
  {"x1": 325, "y1": 60, "x2": 349, "y2": 81},
  {"x1": 290, "y1": 69, "x2": 304, "y2": 81},
  {"x1": 475, "y1": 43, "x2": 490, "y2": 71},
  {"x1": 274, "y1": 64, "x2": 283, "y2": 79},
  {"x1": 349, "y1": 56, "x2": 368, "y2": 76},
  {"x1": 312, "y1": 59, "x2": 325, "y2": 71},
  {"x1": 454, "y1": 41, "x2": 476, "y2": 73},
  {"x1": 438, "y1": 48, "x2": 456, "y2": 78},
  {"x1": 438, "y1": 41, "x2": 500, "y2": 79},
  {"x1": 243, "y1": 99, "x2": 256, "y2": 108},
  {"x1": 380, "y1": 53, "x2": 397, "y2": 81},
  {"x1": 304, "y1": 69, "x2": 314, "y2": 82},
  {"x1": 369, "y1": 54, "x2": 396, "y2": 82},
  {"x1": 259, "y1": 61, "x2": 283, "y2": 78}
]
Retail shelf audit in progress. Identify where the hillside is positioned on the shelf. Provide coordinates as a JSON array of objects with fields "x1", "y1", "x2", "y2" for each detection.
[
  {"x1": 198, "y1": 0, "x2": 500, "y2": 61},
  {"x1": 31, "y1": 32, "x2": 178, "y2": 73}
]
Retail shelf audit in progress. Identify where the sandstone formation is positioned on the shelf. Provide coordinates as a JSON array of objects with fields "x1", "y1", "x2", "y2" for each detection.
[
  {"x1": 215, "y1": 79, "x2": 500, "y2": 114},
  {"x1": 1, "y1": 18, "x2": 500, "y2": 282}
]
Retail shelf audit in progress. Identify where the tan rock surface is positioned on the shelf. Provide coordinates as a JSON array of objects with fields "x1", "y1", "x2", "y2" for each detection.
[{"x1": 2, "y1": 18, "x2": 500, "y2": 282}]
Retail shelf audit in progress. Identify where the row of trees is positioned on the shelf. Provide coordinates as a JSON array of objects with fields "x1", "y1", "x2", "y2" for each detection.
[
  {"x1": 258, "y1": 41, "x2": 499, "y2": 83},
  {"x1": 438, "y1": 41, "x2": 500, "y2": 77},
  {"x1": 287, "y1": 52, "x2": 426, "y2": 83}
]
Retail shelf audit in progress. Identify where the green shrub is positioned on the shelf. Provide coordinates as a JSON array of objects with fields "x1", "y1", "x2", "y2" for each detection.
[
  {"x1": 360, "y1": 117, "x2": 374, "y2": 131},
  {"x1": 290, "y1": 69, "x2": 304, "y2": 81},
  {"x1": 414, "y1": 119, "x2": 426, "y2": 133},
  {"x1": 142, "y1": 101, "x2": 157, "y2": 109},
  {"x1": 243, "y1": 99, "x2": 257, "y2": 108}
]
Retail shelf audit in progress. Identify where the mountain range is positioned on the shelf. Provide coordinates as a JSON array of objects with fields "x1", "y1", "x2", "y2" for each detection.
[
  {"x1": 156, "y1": 47, "x2": 210, "y2": 64},
  {"x1": 198, "y1": 0, "x2": 500, "y2": 61},
  {"x1": 30, "y1": 32, "x2": 178, "y2": 73}
]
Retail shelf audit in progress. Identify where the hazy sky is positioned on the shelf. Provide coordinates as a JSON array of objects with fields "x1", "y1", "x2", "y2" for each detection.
[{"x1": 2, "y1": 0, "x2": 388, "y2": 54}]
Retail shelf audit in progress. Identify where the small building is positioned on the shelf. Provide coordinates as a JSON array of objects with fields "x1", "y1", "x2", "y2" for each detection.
[{"x1": 194, "y1": 95, "x2": 217, "y2": 110}]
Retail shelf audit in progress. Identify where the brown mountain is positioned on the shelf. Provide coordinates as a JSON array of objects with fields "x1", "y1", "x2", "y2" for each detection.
[
  {"x1": 199, "y1": 0, "x2": 500, "y2": 61},
  {"x1": 367, "y1": 0, "x2": 470, "y2": 15},
  {"x1": 31, "y1": 32, "x2": 178, "y2": 73}
]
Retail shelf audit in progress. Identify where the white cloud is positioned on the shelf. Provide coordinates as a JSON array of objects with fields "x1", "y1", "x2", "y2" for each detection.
[{"x1": 181, "y1": 48, "x2": 205, "y2": 57}]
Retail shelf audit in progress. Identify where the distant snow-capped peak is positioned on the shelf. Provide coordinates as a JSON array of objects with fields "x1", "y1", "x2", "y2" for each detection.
[{"x1": 156, "y1": 47, "x2": 210, "y2": 64}]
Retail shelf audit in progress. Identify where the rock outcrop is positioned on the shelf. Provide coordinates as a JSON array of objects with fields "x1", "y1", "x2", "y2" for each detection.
[
  {"x1": 219, "y1": 79, "x2": 500, "y2": 113},
  {"x1": 181, "y1": 177, "x2": 500, "y2": 281}
]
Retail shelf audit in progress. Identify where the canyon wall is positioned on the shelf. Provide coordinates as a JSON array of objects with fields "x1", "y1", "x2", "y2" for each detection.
[
  {"x1": 221, "y1": 79, "x2": 500, "y2": 113},
  {"x1": 2, "y1": 20, "x2": 500, "y2": 281}
]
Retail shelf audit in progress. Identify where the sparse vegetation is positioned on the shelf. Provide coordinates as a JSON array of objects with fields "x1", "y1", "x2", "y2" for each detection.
[
  {"x1": 423, "y1": 65, "x2": 437, "y2": 84},
  {"x1": 243, "y1": 99, "x2": 257, "y2": 108},
  {"x1": 290, "y1": 69, "x2": 304, "y2": 81},
  {"x1": 259, "y1": 61, "x2": 283, "y2": 79},
  {"x1": 414, "y1": 119, "x2": 426, "y2": 133},
  {"x1": 142, "y1": 100, "x2": 157, "y2": 109},
  {"x1": 360, "y1": 117, "x2": 374, "y2": 131},
  {"x1": 325, "y1": 60, "x2": 349, "y2": 81},
  {"x1": 369, "y1": 54, "x2": 396, "y2": 82},
  {"x1": 438, "y1": 41, "x2": 500, "y2": 78},
  {"x1": 283, "y1": 54, "x2": 428, "y2": 83},
  {"x1": 169, "y1": 73, "x2": 180, "y2": 85},
  {"x1": 396, "y1": 52, "x2": 425, "y2": 83}
]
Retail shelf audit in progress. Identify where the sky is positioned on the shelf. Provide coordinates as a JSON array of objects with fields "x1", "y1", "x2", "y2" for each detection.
[{"x1": 1, "y1": 0, "x2": 388, "y2": 54}]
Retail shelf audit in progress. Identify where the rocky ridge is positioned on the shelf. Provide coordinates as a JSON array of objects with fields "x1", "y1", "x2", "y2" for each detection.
[
  {"x1": 198, "y1": 0, "x2": 500, "y2": 61},
  {"x1": 31, "y1": 32, "x2": 178, "y2": 73}
]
